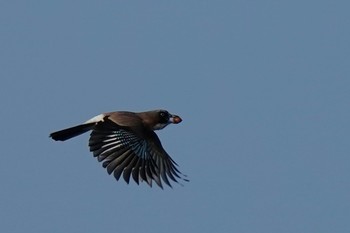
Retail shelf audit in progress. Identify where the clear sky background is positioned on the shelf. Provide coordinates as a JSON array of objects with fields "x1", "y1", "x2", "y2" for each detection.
[{"x1": 1, "y1": 1, "x2": 349, "y2": 233}]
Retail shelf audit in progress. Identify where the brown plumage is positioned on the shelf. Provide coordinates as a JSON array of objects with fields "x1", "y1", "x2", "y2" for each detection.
[{"x1": 50, "y1": 109, "x2": 188, "y2": 188}]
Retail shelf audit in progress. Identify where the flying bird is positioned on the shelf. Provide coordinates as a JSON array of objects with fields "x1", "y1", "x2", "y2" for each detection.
[{"x1": 50, "y1": 109, "x2": 188, "y2": 188}]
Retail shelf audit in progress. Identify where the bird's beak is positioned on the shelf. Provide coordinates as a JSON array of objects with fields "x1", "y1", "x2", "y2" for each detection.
[{"x1": 169, "y1": 115, "x2": 182, "y2": 124}]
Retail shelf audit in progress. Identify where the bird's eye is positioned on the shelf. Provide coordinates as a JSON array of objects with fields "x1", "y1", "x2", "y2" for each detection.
[{"x1": 159, "y1": 111, "x2": 168, "y2": 118}]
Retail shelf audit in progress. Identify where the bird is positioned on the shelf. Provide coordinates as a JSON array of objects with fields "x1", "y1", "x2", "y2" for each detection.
[{"x1": 50, "y1": 109, "x2": 188, "y2": 188}]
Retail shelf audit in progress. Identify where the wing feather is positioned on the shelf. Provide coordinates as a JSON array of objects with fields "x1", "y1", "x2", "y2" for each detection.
[{"x1": 88, "y1": 118, "x2": 188, "y2": 188}]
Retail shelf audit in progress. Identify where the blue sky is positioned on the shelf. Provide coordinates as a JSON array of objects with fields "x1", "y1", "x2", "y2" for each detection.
[{"x1": 1, "y1": 1, "x2": 349, "y2": 232}]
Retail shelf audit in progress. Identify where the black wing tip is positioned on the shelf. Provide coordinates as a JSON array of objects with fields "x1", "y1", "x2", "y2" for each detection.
[{"x1": 109, "y1": 168, "x2": 188, "y2": 189}]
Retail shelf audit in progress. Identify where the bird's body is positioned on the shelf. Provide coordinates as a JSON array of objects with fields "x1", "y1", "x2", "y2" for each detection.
[{"x1": 50, "y1": 109, "x2": 187, "y2": 188}]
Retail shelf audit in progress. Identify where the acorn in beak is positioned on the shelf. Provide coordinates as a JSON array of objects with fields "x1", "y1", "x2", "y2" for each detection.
[{"x1": 170, "y1": 115, "x2": 182, "y2": 124}]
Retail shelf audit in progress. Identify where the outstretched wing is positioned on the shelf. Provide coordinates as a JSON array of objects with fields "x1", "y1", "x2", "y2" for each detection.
[{"x1": 88, "y1": 118, "x2": 188, "y2": 188}]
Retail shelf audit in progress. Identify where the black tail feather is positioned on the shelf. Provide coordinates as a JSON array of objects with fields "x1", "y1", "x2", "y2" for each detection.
[{"x1": 50, "y1": 123, "x2": 96, "y2": 141}]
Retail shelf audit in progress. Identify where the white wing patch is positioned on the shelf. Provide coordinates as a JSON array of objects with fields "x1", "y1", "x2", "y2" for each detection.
[{"x1": 85, "y1": 114, "x2": 105, "y2": 124}]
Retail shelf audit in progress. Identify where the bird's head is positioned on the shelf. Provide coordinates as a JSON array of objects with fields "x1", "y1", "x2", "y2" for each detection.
[{"x1": 140, "y1": 109, "x2": 182, "y2": 131}]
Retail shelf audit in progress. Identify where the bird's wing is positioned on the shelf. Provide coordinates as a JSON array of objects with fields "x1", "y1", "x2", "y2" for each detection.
[{"x1": 88, "y1": 118, "x2": 188, "y2": 188}]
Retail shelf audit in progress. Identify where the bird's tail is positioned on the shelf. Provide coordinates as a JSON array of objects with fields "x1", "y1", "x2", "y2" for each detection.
[{"x1": 50, "y1": 122, "x2": 96, "y2": 141}]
